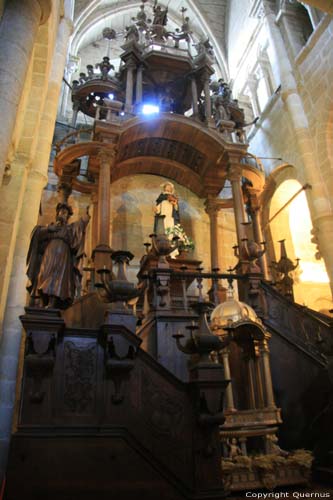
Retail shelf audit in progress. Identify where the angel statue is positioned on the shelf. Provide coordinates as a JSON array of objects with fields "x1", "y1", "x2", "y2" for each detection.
[
  {"x1": 26, "y1": 203, "x2": 90, "y2": 309},
  {"x1": 154, "y1": 181, "x2": 194, "y2": 257}
]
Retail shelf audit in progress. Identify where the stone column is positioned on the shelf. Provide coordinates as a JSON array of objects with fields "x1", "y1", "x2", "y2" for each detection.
[
  {"x1": 0, "y1": 0, "x2": 51, "y2": 182},
  {"x1": 220, "y1": 349, "x2": 235, "y2": 411},
  {"x1": 0, "y1": 13, "x2": 72, "y2": 481},
  {"x1": 0, "y1": 169, "x2": 47, "y2": 483},
  {"x1": 190, "y1": 76, "x2": 199, "y2": 118},
  {"x1": 246, "y1": 76, "x2": 261, "y2": 116},
  {"x1": 228, "y1": 165, "x2": 247, "y2": 246},
  {"x1": 71, "y1": 101, "x2": 80, "y2": 127},
  {"x1": 135, "y1": 64, "x2": 143, "y2": 107},
  {"x1": 260, "y1": 339, "x2": 275, "y2": 408},
  {"x1": 125, "y1": 61, "x2": 135, "y2": 113},
  {"x1": 262, "y1": 0, "x2": 333, "y2": 294},
  {"x1": 59, "y1": 54, "x2": 78, "y2": 118}
]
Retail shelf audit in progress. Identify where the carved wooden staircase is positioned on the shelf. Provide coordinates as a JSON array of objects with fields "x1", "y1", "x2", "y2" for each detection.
[{"x1": 259, "y1": 282, "x2": 333, "y2": 480}]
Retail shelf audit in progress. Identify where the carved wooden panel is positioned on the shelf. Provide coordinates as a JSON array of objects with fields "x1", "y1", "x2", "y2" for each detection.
[{"x1": 117, "y1": 137, "x2": 205, "y2": 173}]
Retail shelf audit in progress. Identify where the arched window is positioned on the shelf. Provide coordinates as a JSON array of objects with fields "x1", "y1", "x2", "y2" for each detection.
[{"x1": 269, "y1": 179, "x2": 331, "y2": 311}]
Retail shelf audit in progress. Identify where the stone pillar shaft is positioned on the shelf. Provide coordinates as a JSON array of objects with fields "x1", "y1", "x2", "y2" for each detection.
[
  {"x1": 263, "y1": 0, "x2": 333, "y2": 295},
  {"x1": 0, "y1": 14, "x2": 72, "y2": 482},
  {"x1": 0, "y1": 171, "x2": 47, "y2": 483},
  {"x1": 0, "y1": 0, "x2": 42, "y2": 181}
]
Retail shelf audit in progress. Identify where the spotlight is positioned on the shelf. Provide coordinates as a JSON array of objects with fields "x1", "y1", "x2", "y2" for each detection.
[
  {"x1": 95, "y1": 96, "x2": 101, "y2": 101},
  {"x1": 108, "y1": 93, "x2": 114, "y2": 100},
  {"x1": 142, "y1": 104, "x2": 160, "y2": 115}
]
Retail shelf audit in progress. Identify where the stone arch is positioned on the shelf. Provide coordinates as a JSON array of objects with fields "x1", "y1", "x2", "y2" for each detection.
[
  {"x1": 262, "y1": 164, "x2": 331, "y2": 309},
  {"x1": 260, "y1": 163, "x2": 300, "y2": 276}
]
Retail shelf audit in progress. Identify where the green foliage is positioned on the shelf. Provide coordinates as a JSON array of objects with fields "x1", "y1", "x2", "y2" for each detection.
[{"x1": 165, "y1": 224, "x2": 195, "y2": 251}]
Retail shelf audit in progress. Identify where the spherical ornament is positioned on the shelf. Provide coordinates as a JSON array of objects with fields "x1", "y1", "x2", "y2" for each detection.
[{"x1": 210, "y1": 298, "x2": 261, "y2": 333}]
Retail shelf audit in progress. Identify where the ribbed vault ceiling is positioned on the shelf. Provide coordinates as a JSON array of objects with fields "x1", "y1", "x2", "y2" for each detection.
[{"x1": 71, "y1": 0, "x2": 230, "y2": 78}]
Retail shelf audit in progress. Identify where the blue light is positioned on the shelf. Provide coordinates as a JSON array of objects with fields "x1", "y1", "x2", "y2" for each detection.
[{"x1": 142, "y1": 104, "x2": 160, "y2": 115}]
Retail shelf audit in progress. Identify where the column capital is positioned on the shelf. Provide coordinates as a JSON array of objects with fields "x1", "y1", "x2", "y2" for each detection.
[
  {"x1": 227, "y1": 164, "x2": 243, "y2": 182},
  {"x1": 260, "y1": 338, "x2": 270, "y2": 353},
  {"x1": 38, "y1": 0, "x2": 52, "y2": 24},
  {"x1": 205, "y1": 197, "x2": 226, "y2": 216},
  {"x1": 97, "y1": 146, "x2": 117, "y2": 164}
]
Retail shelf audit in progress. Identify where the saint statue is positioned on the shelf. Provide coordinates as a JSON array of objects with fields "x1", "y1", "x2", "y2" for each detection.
[
  {"x1": 26, "y1": 203, "x2": 90, "y2": 309},
  {"x1": 154, "y1": 182, "x2": 194, "y2": 256},
  {"x1": 154, "y1": 181, "x2": 180, "y2": 233},
  {"x1": 153, "y1": 2, "x2": 168, "y2": 26}
]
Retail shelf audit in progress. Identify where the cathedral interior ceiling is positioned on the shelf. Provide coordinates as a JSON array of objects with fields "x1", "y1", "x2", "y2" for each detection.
[{"x1": 71, "y1": 0, "x2": 229, "y2": 78}]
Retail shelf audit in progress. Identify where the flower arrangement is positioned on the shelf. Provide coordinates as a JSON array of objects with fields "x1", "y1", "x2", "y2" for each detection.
[{"x1": 165, "y1": 224, "x2": 195, "y2": 252}]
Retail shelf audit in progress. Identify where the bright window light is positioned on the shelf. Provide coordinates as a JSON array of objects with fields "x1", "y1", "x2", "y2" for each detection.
[{"x1": 142, "y1": 104, "x2": 160, "y2": 115}]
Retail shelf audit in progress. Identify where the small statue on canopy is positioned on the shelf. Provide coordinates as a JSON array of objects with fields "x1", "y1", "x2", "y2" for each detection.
[{"x1": 153, "y1": 1, "x2": 168, "y2": 26}]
